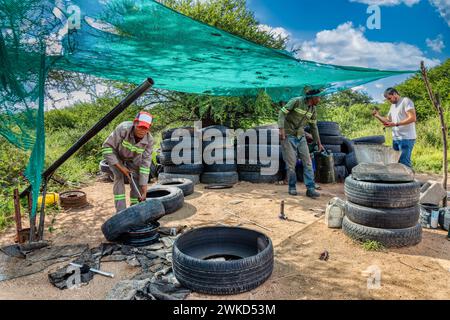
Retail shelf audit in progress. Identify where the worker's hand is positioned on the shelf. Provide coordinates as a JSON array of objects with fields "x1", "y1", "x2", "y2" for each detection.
[
  {"x1": 279, "y1": 128, "x2": 286, "y2": 141},
  {"x1": 305, "y1": 132, "x2": 313, "y2": 141},
  {"x1": 115, "y1": 164, "x2": 131, "y2": 180},
  {"x1": 372, "y1": 109, "x2": 379, "y2": 117},
  {"x1": 139, "y1": 185, "x2": 148, "y2": 202},
  {"x1": 384, "y1": 121, "x2": 397, "y2": 128},
  {"x1": 318, "y1": 143, "x2": 325, "y2": 152}
]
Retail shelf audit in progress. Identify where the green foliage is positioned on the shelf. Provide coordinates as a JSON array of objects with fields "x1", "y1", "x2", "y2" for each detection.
[
  {"x1": 320, "y1": 90, "x2": 373, "y2": 108},
  {"x1": 395, "y1": 59, "x2": 450, "y2": 120},
  {"x1": 161, "y1": 0, "x2": 288, "y2": 50},
  {"x1": 153, "y1": 0, "x2": 288, "y2": 128},
  {"x1": 362, "y1": 240, "x2": 385, "y2": 252}
]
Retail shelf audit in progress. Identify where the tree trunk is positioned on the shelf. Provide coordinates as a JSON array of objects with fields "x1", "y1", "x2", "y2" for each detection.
[{"x1": 420, "y1": 61, "x2": 448, "y2": 206}]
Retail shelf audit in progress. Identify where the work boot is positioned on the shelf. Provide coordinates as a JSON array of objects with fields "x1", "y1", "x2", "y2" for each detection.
[
  {"x1": 306, "y1": 188, "x2": 320, "y2": 199},
  {"x1": 288, "y1": 171, "x2": 297, "y2": 196}
]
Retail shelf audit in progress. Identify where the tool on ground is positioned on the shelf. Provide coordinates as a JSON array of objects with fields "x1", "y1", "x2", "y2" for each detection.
[
  {"x1": 69, "y1": 263, "x2": 114, "y2": 278},
  {"x1": 225, "y1": 210, "x2": 273, "y2": 232},
  {"x1": 279, "y1": 200, "x2": 288, "y2": 220}
]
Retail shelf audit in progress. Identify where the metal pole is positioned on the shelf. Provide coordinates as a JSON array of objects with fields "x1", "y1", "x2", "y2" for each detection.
[
  {"x1": 37, "y1": 178, "x2": 49, "y2": 241},
  {"x1": 13, "y1": 189, "x2": 22, "y2": 242},
  {"x1": 20, "y1": 78, "x2": 154, "y2": 198}
]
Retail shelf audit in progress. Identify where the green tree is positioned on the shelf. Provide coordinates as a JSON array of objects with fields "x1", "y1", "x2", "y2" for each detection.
[
  {"x1": 319, "y1": 89, "x2": 373, "y2": 108},
  {"x1": 395, "y1": 59, "x2": 450, "y2": 120},
  {"x1": 146, "y1": 0, "x2": 289, "y2": 129}
]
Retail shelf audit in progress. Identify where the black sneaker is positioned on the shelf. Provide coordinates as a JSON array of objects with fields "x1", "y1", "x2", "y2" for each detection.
[{"x1": 306, "y1": 189, "x2": 320, "y2": 198}]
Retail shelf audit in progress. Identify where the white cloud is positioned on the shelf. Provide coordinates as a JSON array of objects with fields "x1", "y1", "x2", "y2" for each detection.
[
  {"x1": 298, "y1": 22, "x2": 440, "y2": 70},
  {"x1": 350, "y1": 0, "x2": 420, "y2": 6},
  {"x1": 426, "y1": 34, "x2": 446, "y2": 52},
  {"x1": 258, "y1": 24, "x2": 290, "y2": 40},
  {"x1": 375, "y1": 83, "x2": 385, "y2": 88},
  {"x1": 352, "y1": 85, "x2": 368, "y2": 91},
  {"x1": 429, "y1": 0, "x2": 450, "y2": 26}
]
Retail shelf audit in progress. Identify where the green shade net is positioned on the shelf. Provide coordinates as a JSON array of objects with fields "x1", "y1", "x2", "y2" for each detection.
[{"x1": 1, "y1": 0, "x2": 414, "y2": 218}]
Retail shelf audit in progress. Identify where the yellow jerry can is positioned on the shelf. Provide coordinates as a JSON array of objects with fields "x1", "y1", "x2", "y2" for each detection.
[{"x1": 37, "y1": 192, "x2": 59, "y2": 207}]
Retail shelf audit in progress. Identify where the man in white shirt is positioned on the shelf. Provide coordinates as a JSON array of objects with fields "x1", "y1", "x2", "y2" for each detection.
[{"x1": 372, "y1": 88, "x2": 417, "y2": 168}]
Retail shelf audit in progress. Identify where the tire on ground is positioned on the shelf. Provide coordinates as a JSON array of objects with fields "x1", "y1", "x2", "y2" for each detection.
[
  {"x1": 352, "y1": 135, "x2": 385, "y2": 145},
  {"x1": 334, "y1": 165, "x2": 348, "y2": 182},
  {"x1": 162, "y1": 127, "x2": 195, "y2": 140},
  {"x1": 323, "y1": 144, "x2": 342, "y2": 153},
  {"x1": 345, "y1": 202, "x2": 420, "y2": 229},
  {"x1": 163, "y1": 163, "x2": 204, "y2": 175},
  {"x1": 156, "y1": 178, "x2": 195, "y2": 197},
  {"x1": 320, "y1": 135, "x2": 344, "y2": 145},
  {"x1": 101, "y1": 199, "x2": 165, "y2": 242},
  {"x1": 172, "y1": 227, "x2": 274, "y2": 295},
  {"x1": 161, "y1": 138, "x2": 200, "y2": 152},
  {"x1": 160, "y1": 150, "x2": 202, "y2": 166},
  {"x1": 333, "y1": 152, "x2": 346, "y2": 166},
  {"x1": 341, "y1": 137, "x2": 355, "y2": 154},
  {"x1": 158, "y1": 173, "x2": 200, "y2": 185},
  {"x1": 345, "y1": 152, "x2": 358, "y2": 173},
  {"x1": 204, "y1": 163, "x2": 237, "y2": 173},
  {"x1": 317, "y1": 122, "x2": 341, "y2": 136},
  {"x1": 201, "y1": 172, "x2": 239, "y2": 185},
  {"x1": 344, "y1": 176, "x2": 420, "y2": 208},
  {"x1": 238, "y1": 171, "x2": 283, "y2": 184},
  {"x1": 342, "y1": 216, "x2": 422, "y2": 248},
  {"x1": 146, "y1": 186, "x2": 184, "y2": 214}
]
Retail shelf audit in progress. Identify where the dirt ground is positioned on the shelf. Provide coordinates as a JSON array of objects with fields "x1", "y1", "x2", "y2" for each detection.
[{"x1": 0, "y1": 174, "x2": 449, "y2": 300}]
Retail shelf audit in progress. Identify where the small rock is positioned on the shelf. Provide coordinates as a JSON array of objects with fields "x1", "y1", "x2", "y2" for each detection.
[
  {"x1": 106, "y1": 279, "x2": 150, "y2": 300},
  {"x1": 142, "y1": 243, "x2": 164, "y2": 251},
  {"x1": 229, "y1": 200, "x2": 243, "y2": 205},
  {"x1": 126, "y1": 256, "x2": 141, "y2": 267}
]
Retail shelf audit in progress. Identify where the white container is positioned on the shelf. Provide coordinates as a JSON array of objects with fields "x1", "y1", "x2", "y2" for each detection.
[
  {"x1": 325, "y1": 197, "x2": 346, "y2": 228},
  {"x1": 431, "y1": 210, "x2": 440, "y2": 229}
]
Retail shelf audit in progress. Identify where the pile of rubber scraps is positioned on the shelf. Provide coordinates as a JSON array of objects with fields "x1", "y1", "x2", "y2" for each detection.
[
  {"x1": 0, "y1": 242, "x2": 88, "y2": 282},
  {"x1": 48, "y1": 227, "x2": 192, "y2": 300}
]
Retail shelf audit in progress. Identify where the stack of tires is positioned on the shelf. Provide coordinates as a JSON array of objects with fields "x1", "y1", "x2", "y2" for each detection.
[
  {"x1": 159, "y1": 127, "x2": 203, "y2": 184},
  {"x1": 237, "y1": 126, "x2": 284, "y2": 184},
  {"x1": 343, "y1": 175, "x2": 422, "y2": 248},
  {"x1": 101, "y1": 184, "x2": 186, "y2": 247},
  {"x1": 201, "y1": 125, "x2": 239, "y2": 186},
  {"x1": 316, "y1": 121, "x2": 352, "y2": 182}
]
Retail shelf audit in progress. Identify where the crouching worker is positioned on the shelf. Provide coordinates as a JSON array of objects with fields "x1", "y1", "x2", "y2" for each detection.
[
  {"x1": 279, "y1": 89, "x2": 324, "y2": 198},
  {"x1": 102, "y1": 111, "x2": 154, "y2": 212}
]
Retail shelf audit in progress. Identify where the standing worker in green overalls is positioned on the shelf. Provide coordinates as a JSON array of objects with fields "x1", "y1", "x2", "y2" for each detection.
[{"x1": 278, "y1": 89, "x2": 324, "y2": 198}]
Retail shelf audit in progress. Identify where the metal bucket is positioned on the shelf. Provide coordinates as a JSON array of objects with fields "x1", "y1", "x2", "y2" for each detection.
[{"x1": 354, "y1": 143, "x2": 401, "y2": 165}]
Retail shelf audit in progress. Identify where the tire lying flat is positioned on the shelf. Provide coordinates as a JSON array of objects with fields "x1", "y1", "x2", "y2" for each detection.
[
  {"x1": 163, "y1": 163, "x2": 204, "y2": 175},
  {"x1": 172, "y1": 227, "x2": 274, "y2": 295},
  {"x1": 238, "y1": 171, "x2": 282, "y2": 184},
  {"x1": 146, "y1": 186, "x2": 184, "y2": 214},
  {"x1": 101, "y1": 200, "x2": 165, "y2": 242},
  {"x1": 201, "y1": 172, "x2": 239, "y2": 185},
  {"x1": 352, "y1": 135, "x2": 385, "y2": 145},
  {"x1": 156, "y1": 178, "x2": 194, "y2": 197},
  {"x1": 344, "y1": 176, "x2": 420, "y2": 208},
  {"x1": 342, "y1": 216, "x2": 422, "y2": 248},
  {"x1": 158, "y1": 173, "x2": 200, "y2": 185},
  {"x1": 345, "y1": 201, "x2": 420, "y2": 229}
]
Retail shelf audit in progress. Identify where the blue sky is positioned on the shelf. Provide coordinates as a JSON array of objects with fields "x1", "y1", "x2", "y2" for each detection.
[{"x1": 246, "y1": 0, "x2": 449, "y2": 101}]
